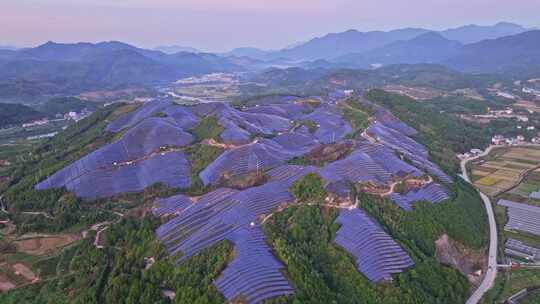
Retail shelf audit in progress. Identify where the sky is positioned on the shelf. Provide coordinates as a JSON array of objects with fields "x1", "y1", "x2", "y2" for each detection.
[{"x1": 1, "y1": 0, "x2": 539, "y2": 52}]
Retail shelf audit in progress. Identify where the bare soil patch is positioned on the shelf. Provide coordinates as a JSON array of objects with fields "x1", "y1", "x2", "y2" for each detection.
[
  {"x1": 14, "y1": 234, "x2": 80, "y2": 256},
  {"x1": 305, "y1": 141, "x2": 354, "y2": 165},
  {"x1": 12, "y1": 263, "x2": 37, "y2": 281},
  {"x1": 0, "y1": 274, "x2": 15, "y2": 292},
  {"x1": 435, "y1": 234, "x2": 487, "y2": 287}
]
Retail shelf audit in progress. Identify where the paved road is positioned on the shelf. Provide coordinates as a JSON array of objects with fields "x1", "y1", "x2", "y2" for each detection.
[{"x1": 461, "y1": 146, "x2": 498, "y2": 304}]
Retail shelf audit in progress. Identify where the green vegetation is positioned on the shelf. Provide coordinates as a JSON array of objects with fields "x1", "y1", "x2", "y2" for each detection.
[
  {"x1": 37, "y1": 97, "x2": 99, "y2": 116},
  {"x1": 1, "y1": 104, "x2": 132, "y2": 232},
  {"x1": 192, "y1": 116, "x2": 224, "y2": 142},
  {"x1": 424, "y1": 96, "x2": 489, "y2": 115},
  {"x1": 264, "y1": 205, "x2": 469, "y2": 304},
  {"x1": 301, "y1": 120, "x2": 318, "y2": 134},
  {"x1": 343, "y1": 107, "x2": 369, "y2": 139},
  {"x1": 341, "y1": 98, "x2": 372, "y2": 139},
  {"x1": 0, "y1": 217, "x2": 232, "y2": 304},
  {"x1": 360, "y1": 179, "x2": 487, "y2": 255},
  {"x1": 183, "y1": 143, "x2": 223, "y2": 195},
  {"x1": 0, "y1": 103, "x2": 44, "y2": 128},
  {"x1": 484, "y1": 269, "x2": 540, "y2": 303},
  {"x1": 290, "y1": 173, "x2": 327, "y2": 203},
  {"x1": 522, "y1": 288, "x2": 540, "y2": 304}
]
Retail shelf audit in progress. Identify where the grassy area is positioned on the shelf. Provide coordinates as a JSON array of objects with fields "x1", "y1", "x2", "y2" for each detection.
[
  {"x1": 522, "y1": 288, "x2": 540, "y2": 303},
  {"x1": 192, "y1": 116, "x2": 224, "y2": 141},
  {"x1": 495, "y1": 269, "x2": 540, "y2": 302},
  {"x1": 340, "y1": 99, "x2": 371, "y2": 139},
  {"x1": 183, "y1": 143, "x2": 223, "y2": 195}
]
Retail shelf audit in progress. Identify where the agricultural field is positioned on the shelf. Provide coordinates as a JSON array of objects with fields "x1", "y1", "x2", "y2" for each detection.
[
  {"x1": 471, "y1": 147, "x2": 540, "y2": 198},
  {"x1": 472, "y1": 146, "x2": 540, "y2": 303}
]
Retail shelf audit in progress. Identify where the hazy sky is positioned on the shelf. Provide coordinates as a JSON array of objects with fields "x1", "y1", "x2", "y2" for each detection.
[{"x1": 1, "y1": 0, "x2": 539, "y2": 52}]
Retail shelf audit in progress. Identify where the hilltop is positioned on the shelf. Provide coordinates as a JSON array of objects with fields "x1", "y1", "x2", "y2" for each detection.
[{"x1": 0, "y1": 91, "x2": 489, "y2": 303}]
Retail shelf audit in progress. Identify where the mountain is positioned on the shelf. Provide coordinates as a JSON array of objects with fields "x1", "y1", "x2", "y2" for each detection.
[
  {"x1": 0, "y1": 45, "x2": 17, "y2": 50},
  {"x1": 154, "y1": 45, "x2": 200, "y2": 54},
  {"x1": 250, "y1": 22, "x2": 529, "y2": 62},
  {"x1": 440, "y1": 22, "x2": 530, "y2": 44},
  {"x1": 223, "y1": 47, "x2": 271, "y2": 60},
  {"x1": 271, "y1": 28, "x2": 430, "y2": 60},
  {"x1": 335, "y1": 32, "x2": 463, "y2": 67},
  {"x1": 0, "y1": 103, "x2": 45, "y2": 128},
  {"x1": 445, "y1": 30, "x2": 540, "y2": 75},
  {"x1": 0, "y1": 41, "x2": 243, "y2": 96}
]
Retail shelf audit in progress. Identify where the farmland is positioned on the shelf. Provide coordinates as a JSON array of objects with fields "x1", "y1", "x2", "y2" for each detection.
[
  {"x1": 471, "y1": 146, "x2": 540, "y2": 198},
  {"x1": 470, "y1": 146, "x2": 540, "y2": 303}
]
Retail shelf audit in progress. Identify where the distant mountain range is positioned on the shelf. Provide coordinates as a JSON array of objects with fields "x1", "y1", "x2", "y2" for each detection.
[
  {"x1": 0, "y1": 21, "x2": 538, "y2": 103},
  {"x1": 0, "y1": 45, "x2": 17, "y2": 51},
  {"x1": 439, "y1": 22, "x2": 530, "y2": 44},
  {"x1": 445, "y1": 30, "x2": 540, "y2": 75},
  {"x1": 224, "y1": 22, "x2": 532, "y2": 63},
  {"x1": 154, "y1": 45, "x2": 201, "y2": 54},
  {"x1": 0, "y1": 41, "x2": 243, "y2": 97},
  {"x1": 271, "y1": 28, "x2": 430, "y2": 61},
  {"x1": 335, "y1": 32, "x2": 463, "y2": 66}
]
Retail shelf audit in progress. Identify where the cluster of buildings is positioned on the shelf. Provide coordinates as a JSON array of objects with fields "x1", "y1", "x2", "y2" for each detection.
[
  {"x1": 479, "y1": 107, "x2": 530, "y2": 122},
  {"x1": 63, "y1": 110, "x2": 91, "y2": 122},
  {"x1": 22, "y1": 118, "x2": 49, "y2": 128},
  {"x1": 22, "y1": 110, "x2": 92, "y2": 129},
  {"x1": 491, "y1": 134, "x2": 528, "y2": 146},
  {"x1": 523, "y1": 87, "x2": 540, "y2": 97}
]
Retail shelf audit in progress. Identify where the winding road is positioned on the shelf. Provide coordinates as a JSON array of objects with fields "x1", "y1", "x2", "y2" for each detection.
[{"x1": 461, "y1": 146, "x2": 499, "y2": 304}]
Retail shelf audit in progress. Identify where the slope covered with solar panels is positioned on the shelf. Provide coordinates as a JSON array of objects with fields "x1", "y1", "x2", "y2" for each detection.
[
  {"x1": 335, "y1": 209, "x2": 414, "y2": 282},
  {"x1": 33, "y1": 94, "x2": 458, "y2": 303},
  {"x1": 389, "y1": 183, "x2": 450, "y2": 211},
  {"x1": 35, "y1": 116, "x2": 194, "y2": 199}
]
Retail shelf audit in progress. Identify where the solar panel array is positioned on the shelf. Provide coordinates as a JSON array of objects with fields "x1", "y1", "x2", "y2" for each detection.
[
  {"x1": 36, "y1": 115, "x2": 194, "y2": 199},
  {"x1": 33, "y1": 95, "x2": 457, "y2": 303},
  {"x1": 302, "y1": 105, "x2": 352, "y2": 144},
  {"x1": 199, "y1": 139, "x2": 299, "y2": 186},
  {"x1": 153, "y1": 194, "x2": 193, "y2": 217},
  {"x1": 498, "y1": 199, "x2": 540, "y2": 236},
  {"x1": 367, "y1": 122, "x2": 452, "y2": 184},
  {"x1": 506, "y1": 238, "x2": 540, "y2": 258},
  {"x1": 157, "y1": 167, "x2": 314, "y2": 259},
  {"x1": 335, "y1": 209, "x2": 414, "y2": 282},
  {"x1": 320, "y1": 145, "x2": 421, "y2": 186},
  {"x1": 215, "y1": 226, "x2": 294, "y2": 304},
  {"x1": 272, "y1": 131, "x2": 320, "y2": 155},
  {"x1": 389, "y1": 183, "x2": 450, "y2": 211},
  {"x1": 354, "y1": 97, "x2": 417, "y2": 136},
  {"x1": 244, "y1": 103, "x2": 311, "y2": 120},
  {"x1": 38, "y1": 152, "x2": 192, "y2": 199},
  {"x1": 106, "y1": 100, "x2": 173, "y2": 132}
]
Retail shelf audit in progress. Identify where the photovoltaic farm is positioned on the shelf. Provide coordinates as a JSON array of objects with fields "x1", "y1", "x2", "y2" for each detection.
[
  {"x1": 498, "y1": 199, "x2": 540, "y2": 237},
  {"x1": 33, "y1": 94, "x2": 456, "y2": 303},
  {"x1": 334, "y1": 209, "x2": 415, "y2": 282}
]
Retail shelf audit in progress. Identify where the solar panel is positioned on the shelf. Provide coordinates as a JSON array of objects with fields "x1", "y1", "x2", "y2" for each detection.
[{"x1": 334, "y1": 209, "x2": 414, "y2": 282}]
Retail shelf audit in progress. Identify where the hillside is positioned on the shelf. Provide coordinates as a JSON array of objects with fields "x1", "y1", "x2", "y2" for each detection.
[
  {"x1": 0, "y1": 41, "x2": 244, "y2": 97},
  {"x1": 445, "y1": 30, "x2": 540, "y2": 75},
  {"x1": 335, "y1": 32, "x2": 463, "y2": 66},
  {"x1": 272, "y1": 28, "x2": 429, "y2": 60},
  {"x1": 0, "y1": 93, "x2": 489, "y2": 303},
  {"x1": 0, "y1": 103, "x2": 45, "y2": 128},
  {"x1": 440, "y1": 22, "x2": 530, "y2": 44}
]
